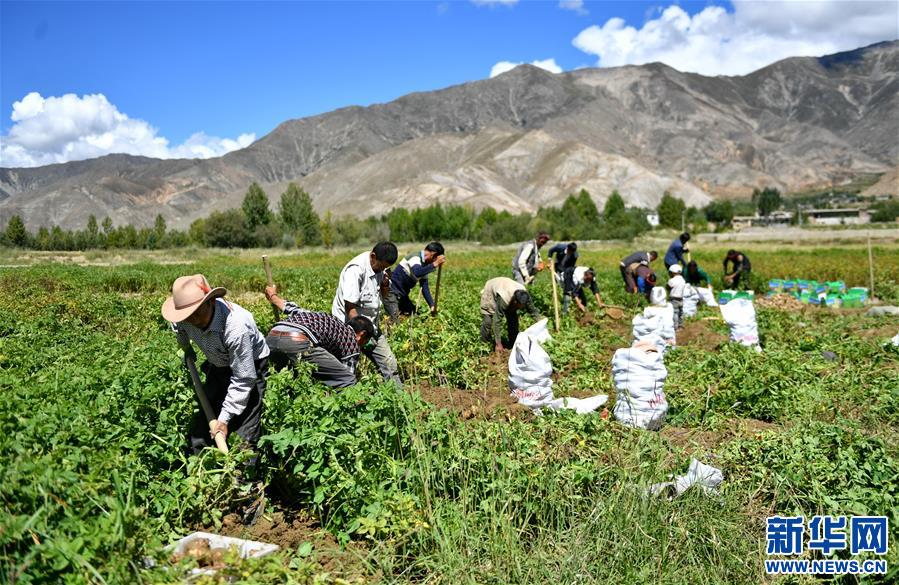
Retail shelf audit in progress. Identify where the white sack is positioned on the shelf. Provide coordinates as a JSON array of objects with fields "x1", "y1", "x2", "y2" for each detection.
[
  {"x1": 545, "y1": 394, "x2": 608, "y2": 414},
  {"x1": 648, "y1": 459, "x2": 724, "y2": 499},
  {"x1": 891, "y1": 332, "x2": 899, "y2": 347},
  {"x1": 612, "y1": 343, "x2": 668, "y2": 430},
  {"x1": 683, "y1": 284, "x2": 699, "y2": 318},
  {"x1": 641, "y1": 304, "x2": 676, "y2": 347},
  {"x1": 719, "y1": 298, "x2": 760, "y2": 349},
  {"x1": 509, "y1": 319, "x2": 607, "y2": 413},
  {"x1": 696, "y1": 286, "x2": 718, "y2": 307},
  {"x1": 508, "y1": 319, "x2": 554, "y2": 409}
]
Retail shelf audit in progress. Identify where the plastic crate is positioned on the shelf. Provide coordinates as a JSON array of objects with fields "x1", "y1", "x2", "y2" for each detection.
[{"x1": 825, "y1": 281, "x2": 846, "y2": 294}]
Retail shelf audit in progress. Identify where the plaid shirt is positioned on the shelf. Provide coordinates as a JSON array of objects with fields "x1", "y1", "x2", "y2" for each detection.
[
  {"x1": 278, "y1": 301, "x2": 361, "y2": 369},
  {"x1": 175, "y1": 298, "x2": 269, "y2": 424}
]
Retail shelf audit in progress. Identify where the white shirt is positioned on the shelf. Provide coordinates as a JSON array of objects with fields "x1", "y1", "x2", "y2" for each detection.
[
  {"x1": 332, "y1": 251, "x2": 383, "y2": 327},
  {"x1": 572, "y1": 266, "x2": 589, "y2": 286},
  {"x1": 175, "y1": 298, "x2": 269, "y2": 424},
  {"x1": 668, "y1": 274, "x2": 687, "y2": 299}
]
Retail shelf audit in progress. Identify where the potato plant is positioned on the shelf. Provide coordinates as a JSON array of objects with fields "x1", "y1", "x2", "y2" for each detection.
[{"x1": 0, "y1": 244, "x2": 896, "y2": 583}]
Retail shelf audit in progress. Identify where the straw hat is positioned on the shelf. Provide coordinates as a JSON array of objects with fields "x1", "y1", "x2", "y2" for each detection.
[{"x1": 161, "y1": 274, "x2": 227, "y2": 322}]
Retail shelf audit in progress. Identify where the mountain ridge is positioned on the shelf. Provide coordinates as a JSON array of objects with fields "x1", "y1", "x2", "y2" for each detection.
[{"x1": 2, "y1": 40, "x2": 896, "y2": 230}]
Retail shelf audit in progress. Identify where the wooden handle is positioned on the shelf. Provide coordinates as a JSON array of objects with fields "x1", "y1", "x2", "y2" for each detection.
[
  {"x1": 262, "y1": 255, "x2": 274, "y2": 286},
  {"x1": 433, "y1": 264, "x2": 443, "y2": 311},
  {"x1": 213, "y1": 432, "x2": 230, "y2": 454},
  {"x1": 262, "y1": 256, "x2": 279, "y2": 320},
  {"x1": 549, "y1": 258, "x2": 561, "y2": 332}
]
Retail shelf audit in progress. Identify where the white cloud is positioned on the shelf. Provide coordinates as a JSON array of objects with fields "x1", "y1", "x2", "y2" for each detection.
[
  {"x1": 0, "y1": 92, "x2": 255, "y2": 168},
  {"x1": 572, "y1": 1, "x2": 899, "y2": 76},
  {"x1": 490, "y1": 58, "x2": 563, "y2": 78},
  {"x1": 559, "y1": 0, "x2": 587, "y2": 15}
]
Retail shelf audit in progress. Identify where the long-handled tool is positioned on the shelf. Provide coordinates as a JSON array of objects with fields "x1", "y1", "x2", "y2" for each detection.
[
  {"x1": 174, "y1": 327, "x2": 229, "y2": 454},
  {"x1": 433, "y1": 264, "x2": 443, "y2": 313},
  {"x1": 262, "y1": 255, "x2": 279, "y2": 322},
  {"x1": 549, "y1": 258, "x2": 561, "y2": 332}
]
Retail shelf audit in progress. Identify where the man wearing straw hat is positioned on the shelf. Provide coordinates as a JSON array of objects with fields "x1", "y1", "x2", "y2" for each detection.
[{"x1": 161, "y1": 274, "x2": 269, "y2": 461}]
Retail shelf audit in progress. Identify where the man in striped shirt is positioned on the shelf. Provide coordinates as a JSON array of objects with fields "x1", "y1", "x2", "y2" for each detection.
[
  {"x1": 264, "y1": 285, "x2": 375, "y2": 388},
  {"x1": 161, "y1": 274, "x2": 269, "y2": 461},
  {"x1": 384, "y1": 241, "x2": 446, "y2": 324}
]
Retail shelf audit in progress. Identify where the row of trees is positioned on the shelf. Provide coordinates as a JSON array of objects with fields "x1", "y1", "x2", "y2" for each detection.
[{"x1": 1, "y1": 183, "x2": 809, "y2": 251}]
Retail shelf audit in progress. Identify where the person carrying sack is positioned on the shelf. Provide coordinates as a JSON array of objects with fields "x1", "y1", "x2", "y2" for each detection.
[{"x1": 161, "y1": 274, "x2": 269, "y2": 466}]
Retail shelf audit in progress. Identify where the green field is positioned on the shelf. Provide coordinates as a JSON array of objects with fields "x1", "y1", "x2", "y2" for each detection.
[{"x1": 1, "y1": 244, "x2": 897, "y2": 584}]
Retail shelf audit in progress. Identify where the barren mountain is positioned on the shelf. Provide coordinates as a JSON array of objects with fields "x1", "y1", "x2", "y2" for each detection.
[{"x1": 1, "y1": 41, "x2": 896, "y2": 230}]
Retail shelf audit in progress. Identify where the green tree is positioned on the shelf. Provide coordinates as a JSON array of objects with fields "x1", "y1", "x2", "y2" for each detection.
[
  {"x1": 242, "y1": 183, "x2": 272, "y2": 230},
  {"x1": 704, "y1": 200, "x2": 734, "y2": 229},
  {"x1": 657, "y1": 191, "x2": 686, "y2": 229},
  {"x1": 320, "y1": 211, "x2": 335, "y2": 249},
  {"x1": 189, "y1": 218, "x2": 206, "y2": 246},
  {"x1": 757, "y1": 187, "x2": 782, "y2": 216},
  {"x1": 101, "y1": 217, "x2": 113, "y2": 235},
  {"x1": 279, "y1": 183, "x2": 320, "y2": 245},
  {"x1": 5, "y1": 215, "x2": 28, "y2": 247},
  {"x1": 154, "y1": 214, "x2": 167, "y2": 241},
  {"x1": 603, "y1": 191, "x2": 626, "y2": 222},
  {"x1": 205, "y1": 209, "x2": 254, "y2": 247}
]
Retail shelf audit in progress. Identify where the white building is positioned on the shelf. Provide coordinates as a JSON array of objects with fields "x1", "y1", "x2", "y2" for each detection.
[{"x1": 805, "y1": 208, "x2": 870, "y2": 225}]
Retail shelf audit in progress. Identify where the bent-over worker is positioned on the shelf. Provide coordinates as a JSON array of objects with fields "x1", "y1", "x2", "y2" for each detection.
[
  {"x1": 480, "y1": 276, "x2": 542, "y2": 353},
  {"x1": 723, "y1": 249, "x2": 752, "y2": 290},
  {"x1": 384, "y1": 242, "x2": 446, "y2": 323},
  {"x1": 161, "y1": 274, "x2": 269, "y2": 464},
  {"x1": 265, "y1": 286, "x2": 375, "y2": 388},
  {"x1": 562, "y1": 266, "x2": 602, "y2": 315},
  {"x1": 619, "y1": 250, "x2": 658, "y2": 294}
]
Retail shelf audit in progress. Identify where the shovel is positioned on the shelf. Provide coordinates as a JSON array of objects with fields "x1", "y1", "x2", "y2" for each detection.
[
  {"x1": 599, "y1": 303, "x2": 626, "y2": 320},
  {"x1": 174, "y1": 327, "x2": 229, "y2": 454}
]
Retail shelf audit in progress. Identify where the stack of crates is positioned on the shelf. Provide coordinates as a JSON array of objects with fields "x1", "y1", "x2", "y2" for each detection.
[{"x1": 841, "y1": 287, "x2": 868, "y2": 308}]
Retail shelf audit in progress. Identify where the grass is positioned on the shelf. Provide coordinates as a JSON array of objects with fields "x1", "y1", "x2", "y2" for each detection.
[{"x1": 0, "y1": 244, "x2": 897, "y2": 583}]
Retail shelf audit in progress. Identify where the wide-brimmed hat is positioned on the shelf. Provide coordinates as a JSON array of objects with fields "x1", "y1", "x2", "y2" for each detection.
[{"x1": 161, "y1": 274, "x2": 227, "y2": 322}]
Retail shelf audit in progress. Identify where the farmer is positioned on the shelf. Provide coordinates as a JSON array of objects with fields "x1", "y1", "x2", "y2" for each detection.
[
  {"x1": 264, "y1": 286, "x2": 376, "y2": 388},
  {"x1": 723, "y1": 249, "x2": 752, "y2": 290},
  {"x1": 332, "y1": 242, "x2": 403, "y2": 386},
  {"x1": 685, "y1": 260, "x2": 711, "y2": 287},
  {"x1": 619, "y1": 250, "x2": 658, "y2": 294},
  {"x1": 384, "y1": 242, "x2": 446, "y2": 323},
  {"x1": 664, "y1": 232, "x2": 690, "y2": 270},
  {"x1": 635, "y1": 265, "x2": 658, "y2": 301},
  {"x1": 546, "y1": 242, "x2": 578, "y2": 279},
  {"x1": 480, "y1": 276, "x2": 542, "y2": 353},
  {"x1": 561, "y1": 266, "x2": 602, "y2": 315},
  {"x1": 667, "y1": 264, "x2": 686, "y2": 329},
  {"x1": 161, "y1": 274, "x2": 269, "y2": 462},
  {"x1": 512, "y1": 231, "x2": 551, "y2": 285}
]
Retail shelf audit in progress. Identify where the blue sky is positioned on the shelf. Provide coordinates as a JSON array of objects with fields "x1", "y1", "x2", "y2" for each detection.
[{"x1": 2, "y1": 0, "x2": 896, "y2": 167}]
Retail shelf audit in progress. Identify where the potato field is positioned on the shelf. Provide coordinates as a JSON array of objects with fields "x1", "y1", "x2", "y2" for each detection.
[{"x1": 1, "y1": 243, "x2": 898, "y2": 584}]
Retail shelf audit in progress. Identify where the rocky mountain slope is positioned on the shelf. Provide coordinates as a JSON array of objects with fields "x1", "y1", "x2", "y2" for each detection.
[{"x1": 1, "y1": 41, "x2": 896, "y2": 230}]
